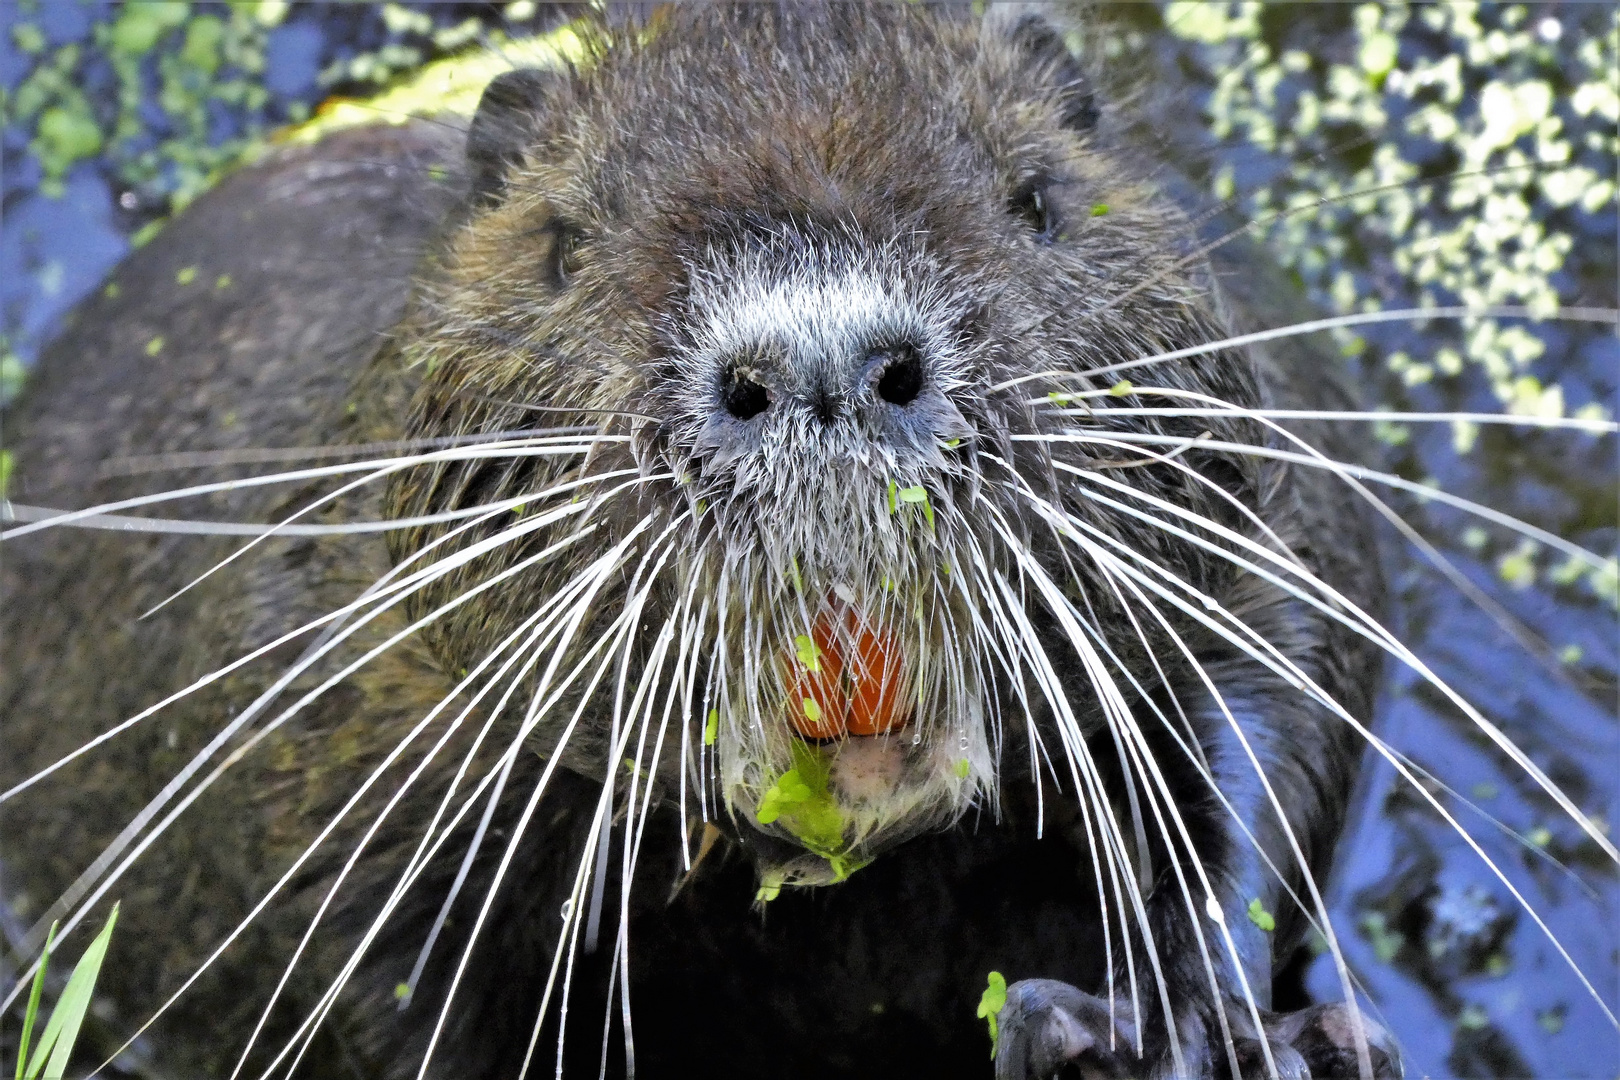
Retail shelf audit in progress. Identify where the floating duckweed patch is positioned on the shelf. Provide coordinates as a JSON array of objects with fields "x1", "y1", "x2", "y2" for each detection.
[
  {"x1": 1152, "y1": 2, "x2": 1618, "y2": 604},
  {"x1": 1, "y1": 2, "x2": 579, "y2": 377},
  {"x1": 1164, "y1": 4, "x2": 1616, "y2": 409}
]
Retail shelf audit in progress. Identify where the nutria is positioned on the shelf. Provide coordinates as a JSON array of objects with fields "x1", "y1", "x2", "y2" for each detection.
[{"x1": 2, "y1": 4, "x2": 1441, "y2": 1076}]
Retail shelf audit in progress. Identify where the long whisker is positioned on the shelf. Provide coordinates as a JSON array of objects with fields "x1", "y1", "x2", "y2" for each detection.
[
  {"x1": 990, "y1": 304, "x2": 1619, "y2": 393},
  {"x1": 982, "y1": 508, "x2": 1243, "y2": 1074},
  {"x1": 224, "y1": 568, "x2": 609, "y2": 1078},
  {"x1": 7, "y1": 475, "x2": 639, "y2": 942},
  {"x1": 1035, "y1": 402, "x2": 1619, "y2": 435},
  {"x1": 1045, "y1": 387, "x2": 1620, "y2": 861},
  {"x1": 92, "y1": 427, "x2": 583, "y2": 478},
  {"x1": 998, "y1": 479, "x2": 1376, "y2": 1074},
  {"x1": 1006, "y1": 470, "x2": 1620, "y2": 1031},
  {"x1": 0, "y1": 436, "x2": 625, "y2": 541},
  {"x1": 1022, "y1": 426, "x2": 1609, "y2": 571},
  {"x1": 269, "y1": 564, "x2": 662, "y2": 1080},
  {"x1": 0, "y1": 473, "x2": 629, "y2": 808},
  {"x1": 415, "y1": 518, "x2": 668, "y2": 1080},
  {"x1": 5, "y1": 509, "x2": 609, "y2": 1020}
]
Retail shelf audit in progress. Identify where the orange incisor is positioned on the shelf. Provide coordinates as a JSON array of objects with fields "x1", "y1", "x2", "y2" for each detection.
[{"x1": 787, "y1": 606, "x2": 909, "y2": 738}]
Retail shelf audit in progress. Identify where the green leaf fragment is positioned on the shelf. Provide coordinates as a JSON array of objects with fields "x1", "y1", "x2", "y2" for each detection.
[
  {"x1": 755, "y1": 866, "x2": 786, "y2": 905},
  {"x1": 35, "y1": 106, "x2": 104, "y2": 175},
  {"x1": 703, "y1": 709, "x2": 719, "y2": 746},
  {"x1": 24, "y1": 903, "x2": 119, "y2": 1080},
  {"x1": 896, "y1": 486, "x2": 934, "y2": 530},
  {"x1": 0, "y1": 450, "x2": 14, "y2": 500},
  {"x1": 954, "y1": 758, "x2": 971, "y2": 779},
  {"x1": 755, "y1": 742, "x2": 844, "y2": 853},
  {"x1": 0, "y1": 354, "x2": 21, "y2": 406},
  {"x1": 1246, "y1": 897, "x2": 1275, "y2": 933},
  {"x1": 144, "y1": 336, "x2": 164, "y2": 356},
  {"x1": 1090, "y1": 203, "x2": 1110, "y2": 216},
  {"x1": 800, "y1": 697, "x2": 822, "y2": 723},
  {"x1": 794, "y1": 633, "x2": 821, "y2": 672},
  {"x1": 214, "y1": 274, "x2": 232, "y2": 290},
  {"x1": 16, "y1": 922, "x2": 55, "y2": 1080},
  {"x1": 180, "y1": 16, "x2": 225, "y2": 75},
  {"x1": 131, "y1": 220, "x2": 166, "y2": 248},
  {"x1": 886, "y1": 477, "x2": 899, "y2": 515},
  {"x1": 1359, "y1": 911, "x2": 1403, "y2": 963},
  {"x1": 12, "y1": 24, "x2": 46, "y2": 55},
  {"x1": 1048, "y1": 392, "x2": 1072, "y2": 406},
  {"x1": 393, "y1": 982, "x2": 410, "y2": 1002},
  {"x1": 103, "y1": 282, "x2": 121, "y2": 299},
  {"x1": 977, "y1": 971, "x2": 1008, "y2": 1058},
  {"x1": 176, "y1": 266, "x2": 197, "y2": 284},
  {"x1": 1109, "y1": 379, "x2": 1134, "y2": 396}
]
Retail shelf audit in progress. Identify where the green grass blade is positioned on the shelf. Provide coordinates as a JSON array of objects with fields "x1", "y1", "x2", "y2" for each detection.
[
  {"x1": 14, "y1": 922, "x2": 57, "y2": 1080},
  {"x1": 23, "y1": 904, "x2": 119, "y2": 1080}
]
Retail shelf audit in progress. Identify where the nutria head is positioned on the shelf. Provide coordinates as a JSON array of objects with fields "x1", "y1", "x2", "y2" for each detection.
[{"x1": 384, "y1": 4, "x2": 1268, "y2": 885}]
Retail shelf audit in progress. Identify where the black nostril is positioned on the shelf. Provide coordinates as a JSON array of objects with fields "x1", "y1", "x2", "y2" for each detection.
[
  {"x1": 720, "y1": 366, "x2": 770, "y2": 421},
  {"x1": 874, "y1": 343, "x2": 925, "y2": 407}
]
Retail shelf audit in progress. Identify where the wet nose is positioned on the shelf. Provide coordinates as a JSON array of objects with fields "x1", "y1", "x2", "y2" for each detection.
[{"x1": 716, "y1": 337, "x2": 931, "y2": 425}]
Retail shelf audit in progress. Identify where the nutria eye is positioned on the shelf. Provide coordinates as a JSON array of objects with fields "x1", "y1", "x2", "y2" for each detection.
[
  {"x1": 873, "y1": 344, "x2": 925, "y2": 407},
  {"x1": 720, "y1": 365, "x2": 770, "y2": 421},
  {"x1": 1011, "y1": 183, "x2": 1054, "y2": 240},
  {"x1": 550, "y1": 224, "x2": 583, "y2": 287}
]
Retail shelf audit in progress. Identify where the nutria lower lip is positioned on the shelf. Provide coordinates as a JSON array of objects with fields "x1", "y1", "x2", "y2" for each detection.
[{"x1": 786, "y1": 602, "x2": 910, "y2": 738}]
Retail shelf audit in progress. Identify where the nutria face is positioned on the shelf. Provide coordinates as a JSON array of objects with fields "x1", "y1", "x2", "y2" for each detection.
[{"x1": 386, "y1": 5, "x2": 1265, "y2": 883}]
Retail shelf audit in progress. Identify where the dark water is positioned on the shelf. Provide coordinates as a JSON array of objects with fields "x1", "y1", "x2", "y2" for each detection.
[{"x1": 2, "y1": 4, "x2": 1615, "y2": 1076}]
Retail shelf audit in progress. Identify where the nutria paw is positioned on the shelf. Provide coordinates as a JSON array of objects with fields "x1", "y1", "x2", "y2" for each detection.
[
  {"x1": 994, "y1": 979, "x2": 1139, "y2": 1080},
  {"x1": 994, "y1": 980, "x2": 1402, "y2": 1080},
  {"x1": 1270, "y1": 1004, "x2": 1404, "y2": 1079}
]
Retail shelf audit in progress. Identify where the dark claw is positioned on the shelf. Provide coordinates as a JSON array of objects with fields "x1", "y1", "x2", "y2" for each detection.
[{"x1": 994, "y1": 979, "x2": 1138, "y2": 1080}]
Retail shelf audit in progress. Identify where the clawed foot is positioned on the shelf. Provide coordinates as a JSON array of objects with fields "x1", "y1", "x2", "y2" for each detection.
[
  {"x1": 995, "y1": 979, "x2": 1138, "y2": 1080},
  {"x1": 993, "y1": 980, "x2": 1402, "y2": 1080},
  {"x1": 1265, "y1": 1005, "x2": 1402, "y2": 1080}
]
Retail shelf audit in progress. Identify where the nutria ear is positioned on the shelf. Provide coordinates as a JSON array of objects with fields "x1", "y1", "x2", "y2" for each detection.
[
  {"x1": 466, "y1": 67, "x2": 560, "y2": 206},
  {"x1": 982, "y1": 5, "x2": 1098, "y2": 132}
]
